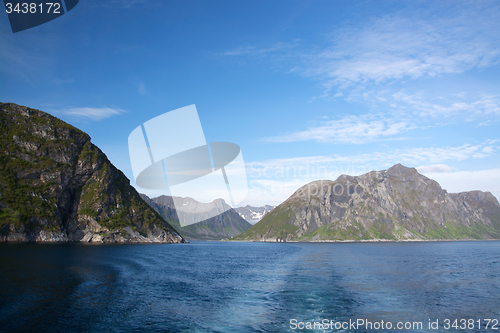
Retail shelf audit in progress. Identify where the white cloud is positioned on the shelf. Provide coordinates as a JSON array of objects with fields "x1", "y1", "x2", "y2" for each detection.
[
  {"x1": 363, "y1": 143, "x2": 495, "y2": 164},
  {"x1": 221, "y1": 3, "x2": 500, "y2": 98},
  {"x1": 416, "y1": 164, "x2": 455, "y2": 173},
  {"x1": 305, "y1": 5, "x2": 500, "y2": 92},
  {"x1": 420, "y1": 168, "x2": 500, "y2": 202},
  {"x1": 264, "y1": 114, "x2": 411, "y2": 144},
  {"x1": 482, "y1": 146, "x2": 495, "y2": 154},
  {"x1": 63, "y1": 107, "x2": 125, "y2": 121},
  {"x1": 389, "y1": 91, "x2": 500, "y2": 118},
  {"x1": 263, "y1": 91, "x2": 499, "y2": 147},
  {"x1": 138, "y1": 83, "x2": 147, "y2": 95},
  {"x1": 248, "y1": 141, "x2": 497, "y2": 182}
]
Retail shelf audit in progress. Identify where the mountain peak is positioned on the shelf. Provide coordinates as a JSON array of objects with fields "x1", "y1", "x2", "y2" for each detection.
[{"x1": 384, "y1": 163, "x2": 419, "y2": 176}]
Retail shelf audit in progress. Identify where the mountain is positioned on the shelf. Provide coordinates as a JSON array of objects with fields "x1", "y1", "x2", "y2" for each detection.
[
  {"x1": 233, "y1": 164, "x2": 500, "y2": 242},
  {"x1": 234, "y1": 205, "x2": 275, "y2": 224},
  {"x1": 0, "y1": 102, "x2": 185, "y2": 243},
  {"x1": 140, "y1": 194, "x2": 252, "y2": 240}
]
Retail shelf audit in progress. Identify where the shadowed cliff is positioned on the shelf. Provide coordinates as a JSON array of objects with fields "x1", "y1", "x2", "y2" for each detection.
[{"x1": 0, "y1": 103, "x2": 185, "y2": 243}]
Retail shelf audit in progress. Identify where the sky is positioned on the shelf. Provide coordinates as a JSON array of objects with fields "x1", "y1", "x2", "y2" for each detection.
[{"x1": 1, "y1": 0, "x2": 499, "y2": 206}]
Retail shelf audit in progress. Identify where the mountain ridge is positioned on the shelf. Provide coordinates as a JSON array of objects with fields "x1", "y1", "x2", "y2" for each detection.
[{"x1": 233, "y1": 164, "x2": 500, "y2": 242}]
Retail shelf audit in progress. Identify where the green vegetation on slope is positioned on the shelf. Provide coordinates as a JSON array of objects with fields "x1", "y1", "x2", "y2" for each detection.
[
  {"x1": 0, "y1": 104, "x2": 80, "y2": 229},
  {"x1": 0, "y1": 103, "x2": 183, "y2": 242},
  {"x1": 417, "y1": 221, "x2": 500, "y2": 240},
  {"x1": 299, "y1": 221, "x2": 371, "y2": 241}
]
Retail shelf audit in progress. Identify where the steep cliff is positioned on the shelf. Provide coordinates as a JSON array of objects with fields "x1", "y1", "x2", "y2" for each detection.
[
  {"x1": 0, "y1": 103, "x2": 185, "y2": 243},
  {"x1": 140, "y1": 194, "x2": 252, "y2": 240},
  {"x1": 233, "y1": 164, "x2": 500, "y2": 242}
]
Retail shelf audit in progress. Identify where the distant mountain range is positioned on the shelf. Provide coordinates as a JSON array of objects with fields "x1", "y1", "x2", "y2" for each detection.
[
  {"x1": 0, "y1": 103, "x2": 185, "y2": 243},
  {"x1": 233, "y1": 164, "x2": 500, "y2": 242},
  {"x1": 140, "y1": 194, "x2": 252, "y2": 240},
  {"x1": 234, "y1": 205, "x2": 275, "y2": 224}
]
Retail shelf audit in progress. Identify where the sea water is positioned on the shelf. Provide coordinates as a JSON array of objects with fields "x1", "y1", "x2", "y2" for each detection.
[{"x1": 1, "y1": 241, "x2": 499, "y2": 332}]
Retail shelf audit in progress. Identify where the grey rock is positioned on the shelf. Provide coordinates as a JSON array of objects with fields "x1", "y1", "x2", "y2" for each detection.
[{"x1": 235, "y1": 164, "x2": 500, "y2": 242}]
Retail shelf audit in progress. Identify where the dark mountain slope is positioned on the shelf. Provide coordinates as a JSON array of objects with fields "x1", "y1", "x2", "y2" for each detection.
[
  {"x1": 140, "y1": 194, "x2": 252, "y2": 240},
  {"x1": 0, "y1": 102, "x2": 184, "y2": 243}
]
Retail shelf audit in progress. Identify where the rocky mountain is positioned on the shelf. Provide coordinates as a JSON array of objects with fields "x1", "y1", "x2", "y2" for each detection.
[
  {"x1": 140, "y1": 194, "x2": 252, "y2": 240},
  {"x1": 0, "y1": 102, "x2": 185, "y2": 243},
  {"x1": 233, "y1": 164, "x2": 500, "y2": 242},
  {"x1": 234, "y1": 205, "x2": 275, "y2": 224}
]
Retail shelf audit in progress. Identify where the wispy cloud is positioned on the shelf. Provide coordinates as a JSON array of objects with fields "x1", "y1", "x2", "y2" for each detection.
[
  {"x1": 248, "y1": 141, "x2": 498, "y2": 179},
  {"x1": 221, "y1": 42, "x2": 296, "y2": 56},
  {"x1": 264, "y1": 114, "x2": 412, "y2": 144},
  {"x1": 221, "y1": 3, "x2": 500, "y2": 97},
  {"x1": 416, "y1": 164, "x2": 455, "y2": 173},
  {"x1": 316, "y1": 22, "x2": 496, "y2": 84},
  {"x1": 420, "y1": 168, "x2": 500, "y2": 200},
  {"x1": 62, "y1": 107, "x2": 125, "y2": 121},
  {"x1": 138, "y1": 83, "x2": 147, "y2": 95},
  {"x1": 389, "y1": 91, "x2": 500, "y2": 118},
  {"x1": 307, "y1": 3, "x2": 500, "y2": 94}
]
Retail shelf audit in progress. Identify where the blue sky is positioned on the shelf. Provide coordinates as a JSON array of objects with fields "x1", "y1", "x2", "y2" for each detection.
[{"x1": 1, "y1": 0, "x2": 500, "y2": 206}]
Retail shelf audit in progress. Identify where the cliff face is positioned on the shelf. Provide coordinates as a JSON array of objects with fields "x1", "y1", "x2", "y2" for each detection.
[
  {"x1": 140, "y1": 194, "x2": 252, "y2": 241},
  {"x1": 0, "y1": 103, "x2": 185, "y2": 243},
  {"x1": 234, "y1": 164, "x2": 500, "y2": 242}
]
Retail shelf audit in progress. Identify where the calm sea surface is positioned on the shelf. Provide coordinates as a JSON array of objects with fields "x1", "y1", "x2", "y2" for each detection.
[{"x1": 0, "y1": 241, "x2": 499, "y2": 332}]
